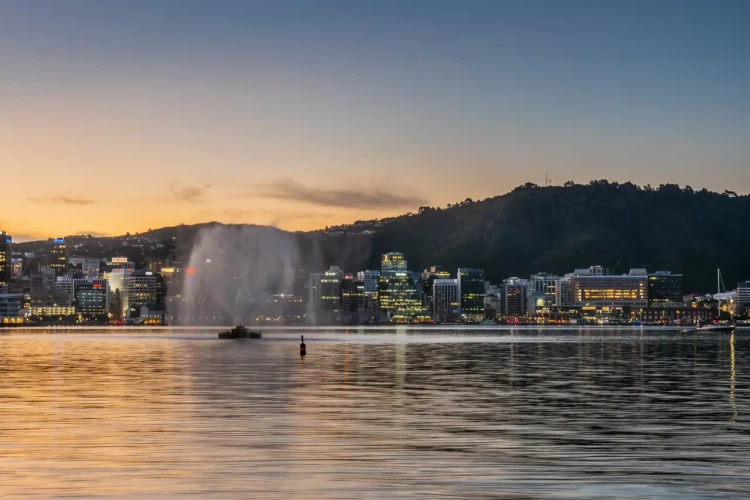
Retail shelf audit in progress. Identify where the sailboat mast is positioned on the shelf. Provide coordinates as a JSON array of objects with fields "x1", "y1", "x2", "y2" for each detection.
[{"x1": 718, "y1": 268, "x2": 721, "y2": 295}]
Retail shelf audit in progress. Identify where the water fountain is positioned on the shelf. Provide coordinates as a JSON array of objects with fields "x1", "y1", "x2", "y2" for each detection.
[{"x1": 174, "y1": 225, "x2": 301, "y2": 331}]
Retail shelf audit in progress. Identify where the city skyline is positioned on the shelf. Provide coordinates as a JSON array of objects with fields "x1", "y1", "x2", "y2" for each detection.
[{"x1": 2, "y1": 1, "x2": 749, "y2": 240}]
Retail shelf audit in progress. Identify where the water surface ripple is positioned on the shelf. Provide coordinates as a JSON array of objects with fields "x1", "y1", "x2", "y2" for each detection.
[{"x1": 0, "y1": 328, "x2": 748, "y2": 498}]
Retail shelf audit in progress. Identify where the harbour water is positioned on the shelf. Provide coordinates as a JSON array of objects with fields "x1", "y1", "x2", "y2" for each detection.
[{"x1": 0, "y1": 328, "x2": 748, "y2": 498}]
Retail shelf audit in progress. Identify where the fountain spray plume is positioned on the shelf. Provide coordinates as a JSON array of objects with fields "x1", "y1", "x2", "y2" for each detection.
[{"x1": 177, "y1": 225, "x2": 301, "y2": 325}]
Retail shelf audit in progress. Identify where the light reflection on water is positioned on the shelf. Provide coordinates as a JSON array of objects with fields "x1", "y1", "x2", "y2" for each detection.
[{"x1": 0, "y1": 328, "x2": 748, "y2": 498}]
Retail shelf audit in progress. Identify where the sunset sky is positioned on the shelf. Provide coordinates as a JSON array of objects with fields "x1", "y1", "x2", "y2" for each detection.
[{"x1": 2, "y1": 0, "x2": 748, "y2": 241}]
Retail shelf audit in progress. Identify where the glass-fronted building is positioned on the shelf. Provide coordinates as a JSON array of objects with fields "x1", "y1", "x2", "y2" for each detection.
[
  {"x1": 457, "y1": 268, "x2": 485, "y2": 321},
  {"x1": 648, "y1": 272, "x2": 683, "y2": 308}
]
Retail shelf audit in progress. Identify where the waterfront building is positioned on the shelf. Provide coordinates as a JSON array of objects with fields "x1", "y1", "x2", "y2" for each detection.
[
  {"x1": 379, "y1": 269, "x2": 424, "y2": 322},
  {"x1": 320, "y1": 266, "x2": 343, "y2": 312},
  {"x1": 73, "y1": 279, "x2": 109, "y2": 318},
  {"x1": 50, "y1": 238, "x2": 68, "y2": 276},
  {"x1": 306, "y1": 272, "x2": 323, "y2": 323},
  {"x1": 457, "y1": 268, "x2": 485, "y2": 321},
  {"x1": 738, "y1": 281, "x2": 750, "y2": 313},
  {"x1": 270, "y1": 294, "x2": 305, "y2": 323},
  {"x1": 422, "y1": 266, "x2": 451, "y2": 309},
  {"x1": 127, "y1": 270, "x2": 159, "y2": 312},
  {"x1": 648, "y1": 271, "x2": 683, "y2": 309},
  {"x1": 358, "y1": 270, "x2": 380, "y2": 312},
  {"x1": 29, "y1": 305, "x2": 76, "y2": 318},
  {"x1": 54, "y1": 278, "x2": 75, "y2": 306},
  {"x1": 556, "y1": 276, "x2": 575, "y2": 306},
  {"x1": 572, "y1": 270, "x2": 648, "y2": 310},
  {"x1": 498, "y1": 278, "x2": 528, "y2": 317},
  {"x1": 433, "y1": 278, "x2": 459, "y2": 324},
  {"x1": 341, "y1": 274, "x2": 364, "y2": 313},
  {"x1": 529, "y1": 273, "x2": 559, "y2": 306},
  {"x1": 0, "y1": 293, "x2": 24, "y2": 323},
  {"x1": 0, "y1": 232, "x2": 11, "y2": 286},
  {"x1": 381, "y1": 252, "x2": 407, "y2": 271}
]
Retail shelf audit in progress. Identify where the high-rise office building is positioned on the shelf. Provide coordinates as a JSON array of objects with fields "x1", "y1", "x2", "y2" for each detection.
[
  {"x1": 422, "y1": 266, "x2": 451, "y2": 309},
  {"x1": 320, "y1": 266, "x2": 343, "y2": 312},
  {"x1": 379, "y1": 269, "x2": 424, "y2": 322},
  {"x1": 648, "y1": 272, "x2": 683, "y2": 308},
  {"x1": 556, "y1": 277, "x2": 575, "y2": 306},
  {"x1": 358, "y1": 270, "x2": 380, "y2": 312},
  {"x1": 30, "y1": 268, "x2": 56, "y2": 306},
  {"x1": 529, "y1": 273, "x2": 559, "y2": 306},
  {"x1": 106, "y1": 268, "x2": 133, "y2": 317},
  {"x1": 433, "y1": 278, "x2": 459, "y2": 324},
  {"x1": 0, "y1": 232, "x2": 11, "y2": 287},
  {"x1": 54, "y1": 278, "x2": 75, "y2": 306},
  {"x1": 381, "y1": 252, "x2": 407, "y2": 271},
  {"x1": 74, "y1": 279, "x2": 109, "y2": 317},
  {"x1": 306, "y1": 272, "x2": 323, "y2": 323},
  {"x1": 499, "y1": 278, "x2": 528, "y2": 317},
  {"x1": 457, "y1": 268, "x2": 485, "y2": 321},
  {"x1": 128, "y1": 270, "x2": 159, "y2": 312},
  {"x1": 341, "y1": 274, "x2": 365, "y2": 313},
  {"x1": 50, "y1": 238, "x2": 68, "y2": 276}
]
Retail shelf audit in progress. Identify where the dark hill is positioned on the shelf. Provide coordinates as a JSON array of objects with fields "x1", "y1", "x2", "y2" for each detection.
[
  {"x1": 364, "y1": 181, "x2": 750, "y2": 293},
  {"x1": 13, "y1": 181, "x2": 750, "y2": 293}
]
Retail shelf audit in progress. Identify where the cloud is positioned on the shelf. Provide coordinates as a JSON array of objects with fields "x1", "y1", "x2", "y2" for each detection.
[
  {"x1": 28, "y1": 195, "x2": 96, "y2": 206},
  {"x1": 169, "y1": 182, "x2": 211, "y2": 204},
  {"x1": 248, "y1": 178, "x2": 428, "y2": 209},
  {"x1": 190, "y1": 208, "x2": 335, "y2": 228}
]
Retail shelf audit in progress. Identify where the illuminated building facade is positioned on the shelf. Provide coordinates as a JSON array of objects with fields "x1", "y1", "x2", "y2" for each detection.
[
  {"x1": 0, "y1": 294, "x2": 24, "y2": 323},
  {"x1": 29, "y1": 305, "x2": 76, "y2": 317},
  {"x1": 556, "y1": 277, "x2": 575, "y2": 306},
  {"x1": 128, "y1": 270, "x2": 159, "y2": 311},
  {"x1": 422, "y1": 266, "x2": 451, "y2": 309},
  {"x1": 74, "y1": 279, "x2": 109, "y2": 317},
  {"x1": 572, "y1": 274, "x2": 648, "y2": 309},
  {"x1": 648, "y1": 272, "x2": 683, "y2": 308},
  {"x1": 106, "y1": 268, "x2": 133, "y2": 316},
  {"x1": 341, "y1": 274, "x2": 364, "y2": 313},
  {"x1": 379, "y1": 270, "x2": 424, "y2": 322},
  {"x1": 457, "y1": 268, "x2": 485, "y2": 321},
  {"x1": 270, "y1": 294, "x2": 305, "y2": 323},
  {"x1": 11, "y1": 258, "x2": 24, "y2": 279},
  {"x1": 529, "y1": 273, "x2": 559, "y2": 306},
  {"x1": 381, "y1": 252, "x2": 407, "y2": 271},
  {"x1": 320, "y1": 266, "x2": 343, "y2": 312},
  {"x1": 433, "y1": 278, "x2": 459, "y2": 324},
  {"x1": 50, "y1": 238, "x2": 68, "y2": 276},
  {"x1": 0, "y1": 232, "x2": 11, "y2": 287}
]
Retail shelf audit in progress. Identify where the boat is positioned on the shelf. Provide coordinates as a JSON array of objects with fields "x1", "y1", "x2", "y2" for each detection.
[{"x1": 218, "y1": 324, "x2": 262, "y2": 339}]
